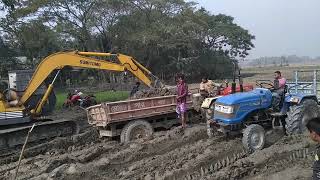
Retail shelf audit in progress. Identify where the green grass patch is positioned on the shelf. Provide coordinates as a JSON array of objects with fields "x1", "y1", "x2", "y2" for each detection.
[{"x1": 55, "y1": 91, "x2": 129, "y2": 109}]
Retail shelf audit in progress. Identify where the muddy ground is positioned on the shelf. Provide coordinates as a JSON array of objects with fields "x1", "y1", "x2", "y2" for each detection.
[{"x1": 0, "y1": 109, "x2": 316, "y2": 180}]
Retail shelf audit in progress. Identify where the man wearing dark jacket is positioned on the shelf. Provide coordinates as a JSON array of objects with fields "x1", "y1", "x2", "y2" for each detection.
[
  {"x1": 130, "y1": 82, "x2": 141, "y2": 97},
  {"x1": 306, "y1": 117, "x2": 320, "y2": 180}
]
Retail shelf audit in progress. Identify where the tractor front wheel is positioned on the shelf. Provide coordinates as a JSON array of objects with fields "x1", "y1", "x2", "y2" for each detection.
[
  {"x1": 285, "y1": 99, "x2": 320, "y2": 135},
  {"x1": 242, "y1": 124, "x2": 265, "y2": 153}
]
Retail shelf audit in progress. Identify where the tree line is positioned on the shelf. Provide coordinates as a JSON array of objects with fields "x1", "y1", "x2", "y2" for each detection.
[
  {"x1": 0, "y1": 0, "x2": 255, "y2": 86},
  {"x1": 242, "y1": 55, "x2": 320, "y2": 68}
]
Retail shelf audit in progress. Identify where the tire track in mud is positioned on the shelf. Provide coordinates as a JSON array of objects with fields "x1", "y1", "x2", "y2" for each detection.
[
  {"x1": 99, "y1": 125, "x2": 209, "y2": 165},
  {"x1": 119, "y1": 133, "x2": 311, "y2": 179},
  {"x1": 66, "y1": 125, "x2": 213, "y2": 179},
  {"x1": 188, "y1": 134, "x2": 316, "y2": 180},
  {"x1": 0, "y1": 108, "x2": 90, "y2": 164},
  {"x1": 0, "y1": 143, "x2": 119, "y2": 180},
  {"x1": 0, "y1": 127, "x2": 100, "y2": 165},
  {"x1": 181, "y1": 150, "x2": 248, "y2": 180},
  {"x1": 115, "y1": 129, "x2": 246, "y2": 179},
  {"x1": 0, "y1": 125, "x2": 210, "y2": 179},
  {"x1": 2, "y1": 125, "x2": 314, "y2": 180},
  {"x1": 0, "y1": 125, "x2": 257, "y2": 180},
  {"x1": 181, "y1": 147, "x2": 312, "y2": 180}
]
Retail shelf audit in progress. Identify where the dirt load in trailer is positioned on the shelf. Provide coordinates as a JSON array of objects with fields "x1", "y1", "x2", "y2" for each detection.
[{"x1": 86, "y1": 94, "x2": 196, "y2": 143}]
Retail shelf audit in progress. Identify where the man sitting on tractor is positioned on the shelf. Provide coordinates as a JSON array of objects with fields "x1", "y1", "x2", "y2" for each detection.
[
  {"x1": 200, "y1": 77, "x2": 216, "y2": 98},
  {"x1": 272, "y1": 71, "x2": 287, "y2": 111}
]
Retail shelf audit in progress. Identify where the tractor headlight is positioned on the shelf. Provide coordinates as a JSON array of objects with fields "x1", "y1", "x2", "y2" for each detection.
[
  {"x1": 290, "y1": 97, "x2": 299, "y2": 103},
  {"x1": 215, "y1": 104, "x2": 234, "y2": 114}
]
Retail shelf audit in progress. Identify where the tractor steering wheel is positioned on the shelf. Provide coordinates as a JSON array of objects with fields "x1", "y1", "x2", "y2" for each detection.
[{"x1": 256, "y1": 80, "x2": 275, "y2": 90}]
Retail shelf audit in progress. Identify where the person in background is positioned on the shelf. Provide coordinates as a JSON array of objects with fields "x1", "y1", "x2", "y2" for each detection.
[
  {"x1": 70, "y1": 89, "x2": 82, "y2": 103},
  {"x1": 176, "y1": 73, "x2": 188, "y2": 129},
  {"x1": 130, "y1": 82, "x2": 141, "y2": 97},
  {"x1": 199, "y1": 76, "x2": 215, "y2": 98},
  {"x1": 6, "y1": 89, "x2": 19, "y2": 106},
  {"x1": 306, "y1": 117, "x2": 320, "y2": 180},
  {"x1": 67, "y1": 89, "x2": 84, "y2": 106}
]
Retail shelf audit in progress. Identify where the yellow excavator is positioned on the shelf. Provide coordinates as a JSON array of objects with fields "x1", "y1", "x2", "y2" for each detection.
[{"x1": 0, "y1": 51, "x2": 163, "y2": 151}]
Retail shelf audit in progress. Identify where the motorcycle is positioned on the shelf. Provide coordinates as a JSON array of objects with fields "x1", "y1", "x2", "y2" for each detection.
[{"x1": 63, "y1": 91, "x2": 97, "y2": 109}]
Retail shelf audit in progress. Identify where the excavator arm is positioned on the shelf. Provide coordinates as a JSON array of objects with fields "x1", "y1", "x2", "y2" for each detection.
[{"x1": 19, "y1": 51, "x2": 162, "y2": 110}]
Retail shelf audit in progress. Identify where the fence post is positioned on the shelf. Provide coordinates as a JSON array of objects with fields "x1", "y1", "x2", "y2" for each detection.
[
  {"x1": 314, "y1": 70, "x2": 317, "y2": 95},
  {"x1": 295, "y1": 71, "x2": 298, "y2": 94}
]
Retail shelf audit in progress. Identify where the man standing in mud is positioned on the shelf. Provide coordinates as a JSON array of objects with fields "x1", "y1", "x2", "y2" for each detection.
[
  {"x1": 306, "y1": 117, "x2": 320, "y2": 180},
  {"x1": 176, "y1": 74, "x2": 188, "y2": 129}
]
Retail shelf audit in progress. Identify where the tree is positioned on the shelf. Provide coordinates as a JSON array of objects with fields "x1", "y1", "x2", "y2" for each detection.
[
  {"x1": 1, "y1": 17, "x2": 61, "y2": 67},
  {"x1": 0, "y1": 37, "x2": 21, "y2": 78},
  {"x1": 1, "y1": 0, "x2": 15, "y2": 10},
  {"x1": 0, "y1": 0, "x2": 255, "y2": 84}
]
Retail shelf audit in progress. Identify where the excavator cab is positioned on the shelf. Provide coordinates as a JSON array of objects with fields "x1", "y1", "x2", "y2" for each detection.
[{"x1": 0, "y1": 79, "x2": 19, "y2": 107}]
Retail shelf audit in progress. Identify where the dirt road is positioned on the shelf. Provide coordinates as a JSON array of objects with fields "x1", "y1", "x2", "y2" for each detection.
[{"x1": 0, "y1": 111, "x2": 315, "y2": 180}]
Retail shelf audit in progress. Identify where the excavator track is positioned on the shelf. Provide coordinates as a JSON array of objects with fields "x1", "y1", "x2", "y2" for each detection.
[{"x1": 0, "y1": 118, "x2": 80, "y2": 153}]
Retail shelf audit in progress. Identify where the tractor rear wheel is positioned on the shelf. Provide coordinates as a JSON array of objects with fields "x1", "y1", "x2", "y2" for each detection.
[
  {"x1": 242, "y1": 124, "x2": 265, "y2": 153},
  {"x1": 285, "y1": 99, "x2": 320, "y2": 135}
]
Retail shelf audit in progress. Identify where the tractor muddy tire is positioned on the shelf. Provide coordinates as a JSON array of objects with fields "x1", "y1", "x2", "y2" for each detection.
[
  {"x1": 205, "y1": 108, "x2": 214, "y2": 121},
  {"x1": 199, "y1": 105, "x2": 214, "y2": 123},
  {"x1": 242, "y1": 124, "x2": 265, "y2": 153},
  {"x1": 285, "y1": 99, "x2": 320, "y2": 135},
  {"x1": 120, "y1": 120, "x2": 153, "y2": 144}
]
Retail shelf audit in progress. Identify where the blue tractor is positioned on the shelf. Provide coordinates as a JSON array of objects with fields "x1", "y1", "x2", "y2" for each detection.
[{"x1": 208, "y1": 80, "x2": 320, "y2": 152}]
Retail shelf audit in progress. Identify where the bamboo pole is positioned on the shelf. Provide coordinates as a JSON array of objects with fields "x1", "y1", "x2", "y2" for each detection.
[{"x1": 14, "y1": 123, "x2": 35, "y2": 180}]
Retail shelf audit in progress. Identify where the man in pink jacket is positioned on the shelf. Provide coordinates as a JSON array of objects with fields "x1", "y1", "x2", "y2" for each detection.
[
  {"x1": 274, "y1": 71, "x2": 286, "y2": 90},
  {"x1": 272, "y1": 71, "x2": 287, "y2": 111}
]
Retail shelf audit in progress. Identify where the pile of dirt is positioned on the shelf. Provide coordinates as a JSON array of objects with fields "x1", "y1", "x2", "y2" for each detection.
[
  {"x1": 132, "y1": 86, "x2": 177, "y2": 99},
  {"x1": 50, "y1": 107, "x2": 90, "y2": 132}
]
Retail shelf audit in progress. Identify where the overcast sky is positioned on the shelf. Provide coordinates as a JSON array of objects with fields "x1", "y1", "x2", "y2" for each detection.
[
  {"x1": 194, "y1": 0, "x2": 320, "y2": 59},
  {"x1": 1, "y1": 1, "x2": 319, "y2": 59}
]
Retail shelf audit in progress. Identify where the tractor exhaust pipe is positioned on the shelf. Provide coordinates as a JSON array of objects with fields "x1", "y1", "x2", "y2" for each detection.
[
  {"x1": 231, "y1": 60, "x2": 237, "y2": 94},
  {"x1": 239, "y1": 69, "x2": 243, "y2": 92},
  {"x1": 231, "y1": 82, "x2": 236, "y2": 94}
]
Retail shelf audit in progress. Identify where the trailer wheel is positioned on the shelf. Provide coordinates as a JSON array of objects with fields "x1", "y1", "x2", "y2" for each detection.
[
  {"x1": 285, "y1": 99, "x2": 320, "y2": 135},
  {"x1": 242, "y1": 124, "x2": 265, "y2": 153},
  {"x1": 120, "y1": 120, "x2": 153, "y2": 143}
]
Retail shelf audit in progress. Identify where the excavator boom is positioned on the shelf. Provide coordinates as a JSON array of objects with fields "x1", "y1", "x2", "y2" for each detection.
[
  {"x1": 0, "y1": 51, "x2": 163, "y2": 151},
  {"x1": 20, "y1": 51, "x2": 158, "y2": 105}
]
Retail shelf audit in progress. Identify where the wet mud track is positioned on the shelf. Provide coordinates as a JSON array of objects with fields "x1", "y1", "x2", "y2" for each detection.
[{"x1": 0, "y1": 122, "x2": 316, "y2": 180}]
